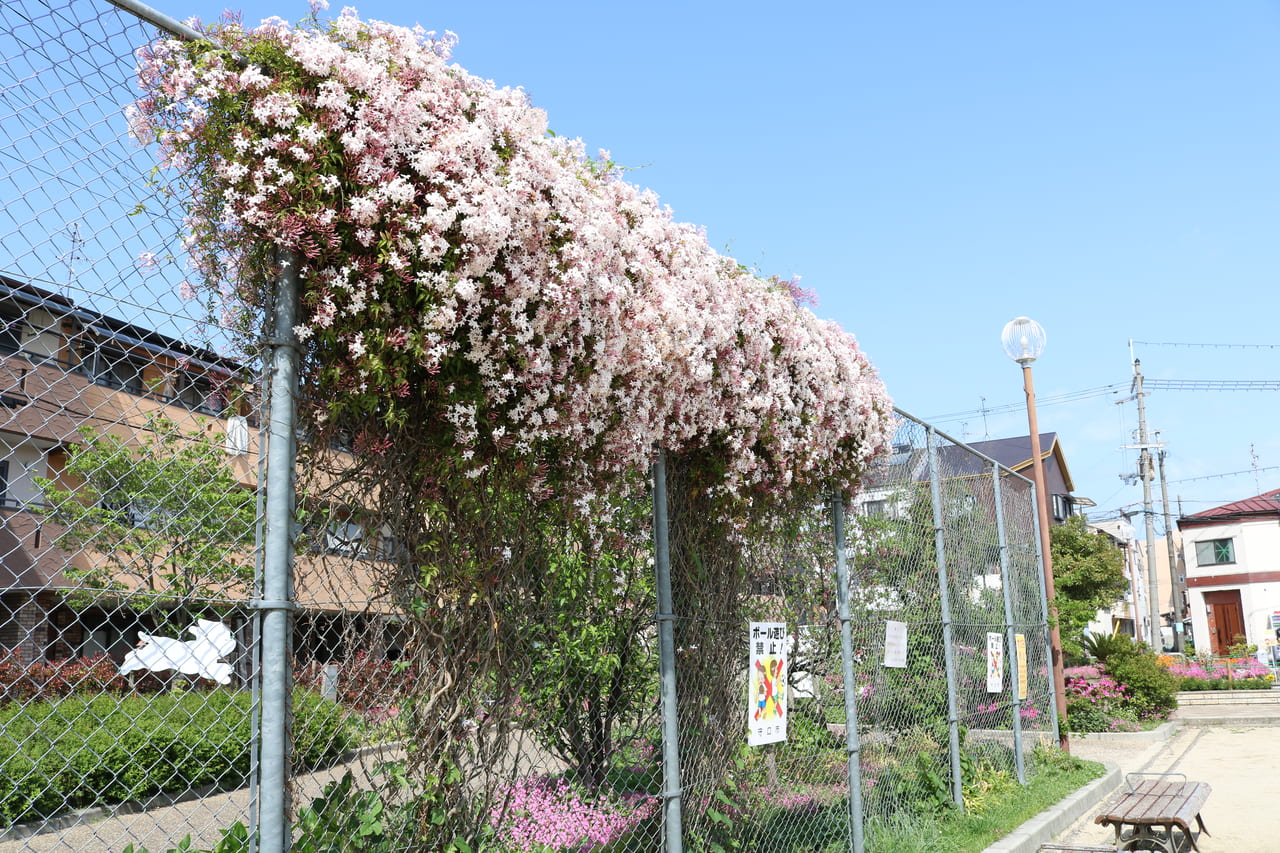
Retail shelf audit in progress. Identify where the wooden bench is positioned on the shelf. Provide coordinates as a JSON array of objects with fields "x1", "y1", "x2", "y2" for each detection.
[{"x1": 1093, "y1": 773, "x2": 1211, "y2": 852}]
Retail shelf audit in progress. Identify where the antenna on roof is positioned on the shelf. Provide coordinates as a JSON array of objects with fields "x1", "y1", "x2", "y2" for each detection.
[
  {"x1": 58, "y1": 223, "x2": 91, "y2": 298},
  {"x1": 1252, "y1": 444, "x2": 1261, "y2": 494},
  {"x1": 980, "y1": 396, "x2": 989, "y2": 439}
]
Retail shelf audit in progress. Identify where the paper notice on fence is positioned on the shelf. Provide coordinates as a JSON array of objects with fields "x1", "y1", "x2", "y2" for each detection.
[
  {"x1": 747, "y1": 621, "x2": 788, "y2": 746},
  {"x1": 883, "y1": 620, "x2": 908, "y2": 668},
  {"x1": 1015, "y1": 633, "x2": 1029, "y2": 701},
  {"x1": 986, "y1": 632, "x2": 1004, "y2": 693}
]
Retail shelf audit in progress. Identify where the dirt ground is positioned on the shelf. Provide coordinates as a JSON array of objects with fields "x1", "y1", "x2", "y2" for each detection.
[{"x1": 1053, "y1": 724, "x2": 1280, "y2": 852}]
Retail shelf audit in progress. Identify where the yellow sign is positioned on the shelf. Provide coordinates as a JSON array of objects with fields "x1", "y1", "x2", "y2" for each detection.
[{"x1": 1015, "y1": 634, "x2": 1028, "y2": 701}]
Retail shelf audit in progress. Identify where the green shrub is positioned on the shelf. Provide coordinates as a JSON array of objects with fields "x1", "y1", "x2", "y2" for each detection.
[
  {"x1": 1104, "y1": 647, "x2": 1178, "y2": 718},
  {"x1": 293, "y1": 689, "x2": 355, "y2": 768},
  {"x1": 0, "y1": 688, "x2": 353, "y2": 826},
  {"x1": 1081, "y1": 631, "x2": 1137, "y2": 664}
]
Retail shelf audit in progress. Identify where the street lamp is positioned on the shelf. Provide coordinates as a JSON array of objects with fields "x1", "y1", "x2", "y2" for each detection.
[{"x1": 1001, "y1": 316, "x2": 1070, "y2": 753}]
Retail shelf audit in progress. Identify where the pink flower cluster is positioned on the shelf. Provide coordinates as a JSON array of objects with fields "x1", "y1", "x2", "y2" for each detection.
[
  {"x1": 1167, "y1": 658, "x2": 1271, "y2": 681},
  {"x1": 130, "y1": 8, "x2": 894, "y2": 501},
  {"x1": 757, "y1": 782, "x2": 846, "y2": 814},
  {"x1": 1064, "y1": 674, "x2": 1129, "y2": 704},
  {"x1": 489, "y1": 775, "x2": 657, "y2": 852}
]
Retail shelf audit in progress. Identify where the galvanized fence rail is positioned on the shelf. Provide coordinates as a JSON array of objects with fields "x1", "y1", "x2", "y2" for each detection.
[{"x1": 0, "y1": 2, "x2": 1061, "y2": 851}]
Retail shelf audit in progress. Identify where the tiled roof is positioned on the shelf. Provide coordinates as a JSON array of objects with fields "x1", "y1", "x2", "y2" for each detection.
[
  {"x1": 961, "y1": 433, "x2": 1058, "y2": 471},
  {"x1": 1180, "y1": 487, "x2": 1280, "y2": 526}
]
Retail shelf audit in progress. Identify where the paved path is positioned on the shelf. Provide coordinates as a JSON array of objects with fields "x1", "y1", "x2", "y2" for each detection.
[{"x1": 1049, "y1": 714, "x2": 1280, "y2": 852}]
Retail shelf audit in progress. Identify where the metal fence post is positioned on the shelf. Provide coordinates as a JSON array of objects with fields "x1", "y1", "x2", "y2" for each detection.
[
  {"x1": 259, "y1": 249, "x2": 301, "y2": 852},
  {"x1": 831, "y1": 489, "x2": 866, "y2": 852},
  {"x1": 992, "y1": 463, "x2": 1026, "y2": 785},
  {"x1": 652, "y1": 449, "x2": 684, "y2": 852},
  {"x1": 926, "y1": 427, "x2": 965, "y2": 810}
]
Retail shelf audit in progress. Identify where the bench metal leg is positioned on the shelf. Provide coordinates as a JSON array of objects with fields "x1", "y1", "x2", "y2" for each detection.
[{"x1": 1117, "y1": 826, "x2": 1176, "y2": 853}]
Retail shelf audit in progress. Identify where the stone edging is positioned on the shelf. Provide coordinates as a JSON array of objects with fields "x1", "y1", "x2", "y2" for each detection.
[{"x1": 1068, "y1": 721, "x2": 1178, "y2": 743}]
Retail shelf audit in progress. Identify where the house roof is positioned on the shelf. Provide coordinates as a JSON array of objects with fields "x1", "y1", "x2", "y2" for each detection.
[
  {"x1": 958, "y1": 433, "x2": 1076, "y2": 492},
  {"x1": 1178, "y1": 487, "x2": 1280, "y2": 529},
  {"x1": 0, "y1": 273, "x2": 240, "y2": 374},
  {"x1": 860, "y1": 431, "x2": 1080, "y2": 497},
  {"x1": 0, "y1": 515, "x2": 73, "y2": 590}
]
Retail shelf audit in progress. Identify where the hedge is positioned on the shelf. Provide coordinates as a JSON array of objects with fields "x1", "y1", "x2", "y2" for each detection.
[{"x1": 0, "y1": 688, "x2": 352, "y2": 825}]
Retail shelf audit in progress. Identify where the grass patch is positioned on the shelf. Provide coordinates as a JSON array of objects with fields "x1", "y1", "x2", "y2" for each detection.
[{"x1": 865, "y1": 745, "x2": 1106, "y2": 853}]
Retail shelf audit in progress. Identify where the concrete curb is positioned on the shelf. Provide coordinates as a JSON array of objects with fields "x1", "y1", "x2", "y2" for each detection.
[
  {"x1": 1175, "y1": 714, "x2": 1280, "y2": 727},
  {"x1": 981, "y1": 762, "x2": 1122, "y2": 853},
  {"x1": 1067, "y1": 721, "x2": 1178, "y2": 743}
]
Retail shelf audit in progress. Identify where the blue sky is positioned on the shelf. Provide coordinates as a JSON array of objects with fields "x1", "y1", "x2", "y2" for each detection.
[{"x1": 178, "y1": 0, "x2": 1280, "y2": 526}]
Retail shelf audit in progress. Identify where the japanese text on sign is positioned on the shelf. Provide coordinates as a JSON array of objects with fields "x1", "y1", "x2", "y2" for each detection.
[{"x1": 748, "y1": 621, "x2": 788, "y2": 746}]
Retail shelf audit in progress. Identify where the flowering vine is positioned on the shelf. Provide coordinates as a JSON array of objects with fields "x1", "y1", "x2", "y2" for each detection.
[{"x1": 130, "y1": 5, "x2": 894, "y2": 501}]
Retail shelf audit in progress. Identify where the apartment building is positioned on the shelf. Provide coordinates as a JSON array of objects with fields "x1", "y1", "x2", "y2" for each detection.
[{"x1": 0, "y1": 273, "x2": 398, "y2": 669}]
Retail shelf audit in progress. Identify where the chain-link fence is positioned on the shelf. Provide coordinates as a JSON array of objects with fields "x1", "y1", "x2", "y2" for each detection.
[
  {"x1": 1, "y1": 0, "x2": 274, "y2": 850},
  {"x1": 650, "y1": 414, "x2": 1058, "y2": 852},
  {"x1": 844, "y1": 413, "x2": 1056, "y2": 840},
  {"x1": 1, "y1": 2, "x2": 1060, "y2": 851}
]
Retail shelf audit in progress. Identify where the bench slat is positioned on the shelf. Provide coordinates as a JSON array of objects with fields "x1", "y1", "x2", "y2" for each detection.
[{"x1": 1094, "y1": 779, "x2": 1211, "y2": 852}]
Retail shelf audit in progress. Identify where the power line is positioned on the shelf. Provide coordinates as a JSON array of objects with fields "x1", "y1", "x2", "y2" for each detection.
[
  {"x1": 929, "y1": 377, "x2": 1279, "y2": 426},
  {"x1": 925, "y1": 384, "x2": 1126, "y2": 424},
  {"x1": 1133, "y1": 340, "x2": 1280, "y2": 350},
  {"x1": 1143, "y1": 379, "x2": 1280, "y2": 391},
  {"x1": 1167, "y1": 465, "x2": 1280, "y2": 486}
]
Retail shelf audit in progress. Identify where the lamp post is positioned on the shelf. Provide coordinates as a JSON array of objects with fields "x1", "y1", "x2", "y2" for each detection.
[{"x1": 1001, "y1": 316, "x2": 1070, "y2": 753}]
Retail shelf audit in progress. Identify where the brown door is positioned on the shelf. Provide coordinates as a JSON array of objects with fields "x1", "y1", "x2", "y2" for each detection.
[{"x1": 1204, "y1": 589, "x2": 1245, "y2": 656}]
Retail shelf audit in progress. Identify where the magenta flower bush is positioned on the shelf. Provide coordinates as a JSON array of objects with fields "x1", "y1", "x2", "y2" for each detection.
[
  {"x1": 129, "y1": 6, "x2": 894, "y2": 504},
  {"x1": 488, "y1": 776, "x2": 657, "y2": 852},
  {"x1": 1064, "y1": 670, "x2": 1139, "y2": 733}
]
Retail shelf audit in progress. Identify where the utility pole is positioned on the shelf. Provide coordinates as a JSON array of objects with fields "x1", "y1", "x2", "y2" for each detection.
[
  {"x1": 1155, "y1": 435, "x2": 1185, "y2": 652},
  {"x1": 1119, "y1": 511, "x2": 1143, "y2": 645},
  {"x1": 1133, "y1": 360, "x2": 1162, "y2": 650}
]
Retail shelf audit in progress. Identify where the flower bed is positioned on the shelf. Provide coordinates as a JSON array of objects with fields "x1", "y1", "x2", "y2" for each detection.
[
  {"x1": 1163, "y1": 657, "x2": 1276, "y2": 691},
  {"x1": 488, "y1": 775, "x2": 658, "y2": 852},
  {"x1": 1063, "y1": 656, "x2": 1176, "y2": 733}
]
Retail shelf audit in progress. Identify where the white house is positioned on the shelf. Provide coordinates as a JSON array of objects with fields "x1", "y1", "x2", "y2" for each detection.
[{"x1": 1177, "y1": 488, "x2": 1280, "y2": 663}]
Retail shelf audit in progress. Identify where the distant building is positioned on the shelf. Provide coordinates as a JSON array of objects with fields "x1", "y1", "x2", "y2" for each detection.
[
  {"x1": 1086, "y1": 518, "x2": 1142, "y2": 641},
  {"x1": 1178, "y1": 487, "x2": 1280, "y2": 662},
  {"x1": 856, "y1": 432, "x2": 1091, "y2": 525},
  {"x1": 0, "y1": 273, "x2": 398, "y2": 672}
]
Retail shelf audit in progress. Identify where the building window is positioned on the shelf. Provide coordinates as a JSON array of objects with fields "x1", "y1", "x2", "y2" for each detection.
[
  {"x1": 101, "y1": 493, "x2": 160, "y2": 529},
  {"x1": 174, "y1": 371, "x2": 227, "y2": 416},
  {"x1": 0, "y1": 459, "x2": 9, "y2": 508},
  {"x1": 1194, "y1": 538, "x2": 1235, "y2": 566},
  {"x1": 79, "y1": 344, "x2": 145, "y2": 395},
  {"x1": 1051, "y1": 493, "x2": 1072, "y2": 521},
  {"x1": 324, "y1": 520, "x2": 364, "y2": 557},
  {"x1": 0, "y1": 307, "x2": 26, "y2": 355}
]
